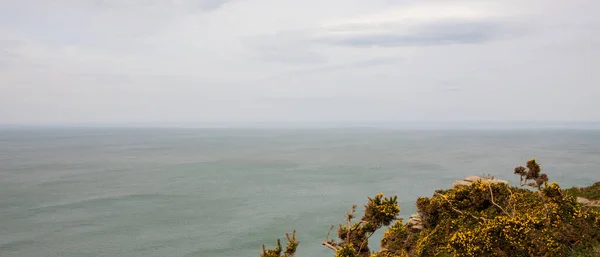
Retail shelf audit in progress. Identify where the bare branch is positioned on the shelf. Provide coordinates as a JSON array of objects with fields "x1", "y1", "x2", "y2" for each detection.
[
  {"x1": 358, "y1": 231, "x2": 375, "y2": 254},
  {"x1": 322, "y1": 241, "x2": 338, "y2": 251},
  {"x1": 322, "y1": 225, "x2": 338, "y2": 251},
  {"x1": 488, "y1": 183, "x2": 511, "y2": 217},
  {"x1": 325, "y1": 225, "x2": 334, "y2": 242},
  {"x1": 345, "y1": 205, "x2": 356, "y2": 245},
  {"x1": 507, "y1": 186, "x2": 516, "y2": 216}
]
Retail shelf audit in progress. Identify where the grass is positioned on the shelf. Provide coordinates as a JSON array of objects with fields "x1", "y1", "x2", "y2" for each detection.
[
  {"x1": 564, "y1": 181, "x2": 600, "y2": 200},
  {"x1": 568, "y1": 244, "x2": 600, "y2": 257}
]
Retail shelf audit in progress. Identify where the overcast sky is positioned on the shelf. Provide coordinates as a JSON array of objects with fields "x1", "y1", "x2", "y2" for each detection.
[{"x1": 1, "y1": 0, "x2": 598, "y2": 125}]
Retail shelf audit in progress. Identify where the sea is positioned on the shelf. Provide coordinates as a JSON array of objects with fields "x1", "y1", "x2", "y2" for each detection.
[{"x1": 1, "y1": 127, "x2": 599, "y2": 257}]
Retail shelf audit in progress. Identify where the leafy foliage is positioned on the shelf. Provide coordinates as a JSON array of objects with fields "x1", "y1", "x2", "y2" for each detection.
[
  {"x1": 259, "y1": 160, "x2": 600, "y2": 257},
  {"x1": 322, "y1": 193, "x2": 401, "y2": 257},
  {"x1": 514, "y1": 158, "x2": 548, "y2": 189},
  {"x1": 411, "y1": 161, "x2": 600, "y2": 256},
  {"x1": 261, "y1": 230, "x2": 299, "y2": 257},
  {"x1": 564, "y1": 182, "x2": 600, "y2": 200}
]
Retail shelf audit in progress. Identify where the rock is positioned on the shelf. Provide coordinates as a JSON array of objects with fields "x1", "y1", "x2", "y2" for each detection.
[
  {"x1": 406, "y1": 213, "x2": 425, "y2": 232},
  {"x1": 464, "y1": 176, "x2": 484, "y2": 182},
  {"x1": 408, "y1": 214, "x2": 422, "y2": 223},
  {"x1": 410, "y1": 213, "x2": 421, "y2": 219},
  {"x1": 577, "y1": 197, "x2": 591, "y2": 205},
  {"x1": 452, "y1": 180, "x2": 473, "y2": 188},
  {"x1": 452, "y1": 176, "x2": 509, "y2": 189},
  {"x1": 410, "y1": 224, "x2": 424, "y2": 231}
]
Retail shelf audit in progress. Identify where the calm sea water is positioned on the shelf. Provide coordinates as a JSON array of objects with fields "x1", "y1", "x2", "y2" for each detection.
[{"x1": 1, "y1": 128, "x2": 600, "y2": 257}]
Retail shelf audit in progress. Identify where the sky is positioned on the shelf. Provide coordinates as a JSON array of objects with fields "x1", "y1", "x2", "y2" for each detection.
[{"x1": 0, "y1": 0, "x2": 599, "y2": 125}]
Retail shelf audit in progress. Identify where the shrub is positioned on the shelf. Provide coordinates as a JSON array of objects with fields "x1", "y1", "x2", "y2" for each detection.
[
  {"x1": 564, "y1": 182, "x2": 600, "y2": 200},
  {"x1": 260, "y1": 160, "x2": 600, "y2": 257}
]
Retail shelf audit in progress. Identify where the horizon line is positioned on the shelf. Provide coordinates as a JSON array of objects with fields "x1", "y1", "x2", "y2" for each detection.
[{"x1": 2, "y1": 121, "x2": 600, "y2": 129}]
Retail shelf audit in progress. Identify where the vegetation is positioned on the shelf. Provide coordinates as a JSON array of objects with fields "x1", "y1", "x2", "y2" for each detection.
[
  {"x1": 260, "y1": 230, "x2": 299, "y2": 257},
  {"x1": 564, "y1": 182, "x2": 600, "y2": 201},
  {"x1": 261, "y1": 159, "x2": 600, "y2": 257}
]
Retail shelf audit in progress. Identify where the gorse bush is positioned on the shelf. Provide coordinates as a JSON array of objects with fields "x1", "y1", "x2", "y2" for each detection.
[
  {"x1": 261, "y1": 160, "x2": 600, "y2": 257},
  {"x1": 260, "y1": 230, "x2": 299, "y2": 257},
  {"x1": 325, "y1": 194, "x2": 400, "y2": 257},
  {"x1": 415, "y1": 181, "x2": 600, "y2": 256}
]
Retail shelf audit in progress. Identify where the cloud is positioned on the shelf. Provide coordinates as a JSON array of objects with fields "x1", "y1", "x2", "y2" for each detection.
[
  {"x1": 0, "y1": 51, "x2": 17, "y2": 69},
  {"x1": 196, "y1": 0, "x2": 233, "y2": 11},
  {"x1": 270, "y1": 56, "x2": 404, "y2": 75},
  {"x1": 0, "y1": 39, "x2": 25, "y2": 69},
  {"x1": 318, "y1": 20, "x2": 511, "y2": 47},
  {"x1": 92, "y1": 0, "x2": 232, "y2": 12},
  {"x1": 310, "y1": 3, "x2": 524, "y2": 48},
  {"x1": 1, "y1": 0, "x2": 600, "y2": 124},
  {"x1": 311, "y1": 56, "x2": 403, "y2": 72},
  {"x1": 247, "y1": 31, "x2": 328, "y2": 65},
  {"x1": 245, "y1": 2, "x2": 520, "y2": 65}
]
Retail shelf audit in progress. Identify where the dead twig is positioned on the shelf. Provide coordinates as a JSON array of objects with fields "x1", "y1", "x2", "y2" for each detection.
[
  {"x1": 322, "y1": 225, "x2": 338, "y2": 251},
  {"x1": 488, "y1": 183, "x2": 511, "y2": 217},
  {"x1": 507, "y1": 186, "x2": 516, "y2": 216},
  {"x1": 345, "y1": 205, "x2": 356, "y2": 244},
  {"x1": 358, "y1": 230, "x2": 375, "y2": 254}
]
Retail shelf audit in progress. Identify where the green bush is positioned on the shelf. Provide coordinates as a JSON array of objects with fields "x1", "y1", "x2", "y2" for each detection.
[
  {"x1": 564, "y1": 182, "x2": 600, "y2": 200},
  {"x1": 261, "y1": 160, "x2": 600, "y2": 257}
]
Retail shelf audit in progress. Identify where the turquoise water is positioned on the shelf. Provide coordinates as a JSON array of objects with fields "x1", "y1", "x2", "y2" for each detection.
[{"x1": 1, "y1": 128, "x2": 600, "y2": 257}]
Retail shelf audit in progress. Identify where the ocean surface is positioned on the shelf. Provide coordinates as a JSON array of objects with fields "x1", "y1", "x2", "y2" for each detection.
[{"x1": 1, "y1": 128, "x2": 600, "y2": 257}]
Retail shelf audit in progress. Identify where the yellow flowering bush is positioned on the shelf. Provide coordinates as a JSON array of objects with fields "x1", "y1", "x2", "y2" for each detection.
[
  {"x1": 327, "y1": 194, "x2": 401, "y2": 257},
  {"x1": 260, "y1": 160, "x2": 600, "y2": 257},
  {"x1": 412, "y1": 161, "x2": 600, "y2": 256},
  {"x1": 261, "y1": 230, "x2": 299, "y2": 257}
]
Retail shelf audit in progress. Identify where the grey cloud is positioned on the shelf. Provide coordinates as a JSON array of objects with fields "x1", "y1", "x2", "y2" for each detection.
[
  {"x1": 436, "y1": 81, "x2": 464, "y2": 93},
  {"x1": 320, "y1": 20, "x2": 518, "y2": 47},
  {"x1": 439, "y1": 86, "x2": 463, "y2": 93},
  {"x1": 74, "y1": 73, "x2": 132, "y2": 83},
  {"x1": 197, "y1": 0, "x2": 233, "y2": 11},
  {"x1": 0, "y1": 40, "x2": 24, "y2": 69},
  {"x1": 2, "y1": 0, "x2": 600, "y2": 124},
  {"x1": 93, "y1": 0, "x2": 231, "y2": 11},
  {"x1": 0, "y1": 39, "x2": 26, "y2": 48},
  {"x1": 0, "y1": 50, "x2": 18, "y2": 69},
  {"x1": 284, "y1": 57, "x2": 404, "y2": 74},
  {"x1": 324, "y1": 57, "x2": 403, "y2": 70},
  {"x1": 247, "y1": 31, "x2": 328, "y2": 65},
  {"x1": 254, "y1": 48, "x2": 327, "y2": 64}
]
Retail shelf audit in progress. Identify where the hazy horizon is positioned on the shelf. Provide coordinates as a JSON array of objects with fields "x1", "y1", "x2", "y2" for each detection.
[{"x1": 3, "y1": 120, "x2": 600, "y2": 130}]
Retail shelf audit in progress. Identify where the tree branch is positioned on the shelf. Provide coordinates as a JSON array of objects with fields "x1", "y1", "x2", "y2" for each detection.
[
  {"x1": 322, "y1": 241, "x2": 338, "y2": 251},
  {"x1": 358, "y1": 231, "x2": 375, "y2": 254},
  {"x1": 507, "y1": 185, "x2": 516, "y2": 216},
  {"x1": 488, "y1": 183, "x2": 511, "y2": 217},
  {"x1": 322, "y1": 225, "x2": 338, "y2": 251},
  {"x1": 345, "y1": 205, "x2": 356, "y2": 244}
]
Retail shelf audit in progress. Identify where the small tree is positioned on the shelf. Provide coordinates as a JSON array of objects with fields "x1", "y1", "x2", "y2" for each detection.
[{"x1": 514, "y1": 158, "x2": 548, "y2": 190}]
